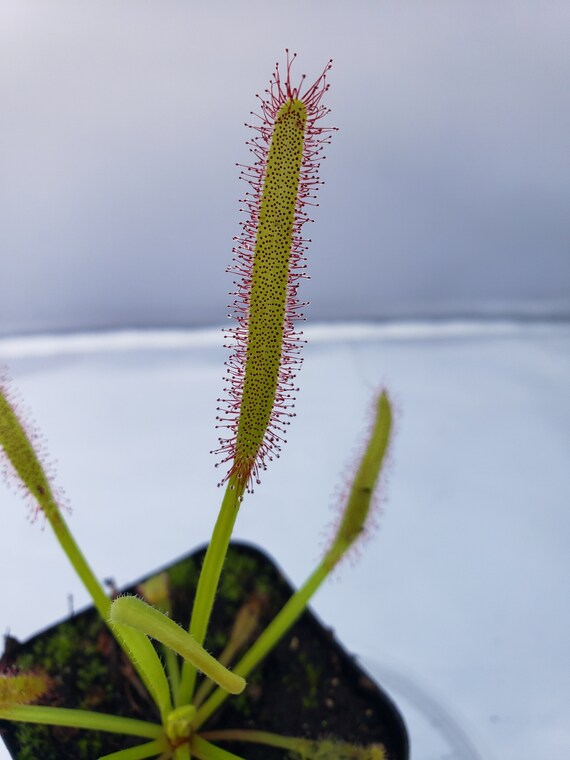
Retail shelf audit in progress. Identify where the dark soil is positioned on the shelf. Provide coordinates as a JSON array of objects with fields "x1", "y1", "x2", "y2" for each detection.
[{"x1": 1, "y1": 542, "x2": 408, "y2": 759}]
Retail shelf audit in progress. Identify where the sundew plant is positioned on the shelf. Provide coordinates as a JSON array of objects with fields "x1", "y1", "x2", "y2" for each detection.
[{"x1": 0, "y1": 54, "x2": 393, "y2": 760}]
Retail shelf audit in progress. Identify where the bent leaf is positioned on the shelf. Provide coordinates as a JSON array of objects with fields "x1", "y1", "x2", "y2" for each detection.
[{"x1": 110, "y1": 596, "x2": 245, "y2": 695}]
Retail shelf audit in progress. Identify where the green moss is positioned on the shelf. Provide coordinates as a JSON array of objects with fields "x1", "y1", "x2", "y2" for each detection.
[
  {"x1": 76, "y1": 732, "x2": 103, "y2": 756},
  {"x1": 219, "y1": 551, "x2": 259, "y2": 604},
  {"x1": 76, "y1": 656, "x2": 112, "y2": 700},
  {"x1": 44, "y1": 627, "x2": 79, "y2": 671},
  {"x1": 223, "y1": 667, "x2": 264, "y2": 720},
  {"x1": 12, "y1": 652, "x2": 34, "y2": 672},
  {"x1": 253, "y1": 573, "x2": 274, "y2": 596},
  {"x1": 168, "y1": 557, "x2": 200, "y2": 592},
  {"x1": 15, "y1": 620, "x2": 80, "y2": 675},
  {"x1": 209, "y1": 629, "x2": 229, "y2": 652},
  {"x1": 12, "y1": 722, "x2": 106, "y2": 760},
  {"x1": 301, "y1": 656, "x2": 321, "y2": 709},
  {"x1": 13, "y1": 723, "x2": 52, "y2": 760}
]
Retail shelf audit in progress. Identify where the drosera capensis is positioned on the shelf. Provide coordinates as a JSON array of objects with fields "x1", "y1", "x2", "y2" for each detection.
[{"x1": 0, "y1": 53, "x2": 397, "y2": 760}]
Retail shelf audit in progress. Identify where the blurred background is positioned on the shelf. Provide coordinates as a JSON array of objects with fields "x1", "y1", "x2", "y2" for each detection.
[
  {"x1": 1, "y1": 3, "x2": 569, "y2": 760},
  {"x1": 1, "y1": 0, "x2": 569, "y2": 334}
]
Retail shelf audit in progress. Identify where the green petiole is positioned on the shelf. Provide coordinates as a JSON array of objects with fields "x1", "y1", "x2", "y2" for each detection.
[
  {"x1": 190, "y1": 735, "x2": 246, "y2": 760},
  {"x1": 0, "y1": 705, "x2": 162, "y2": 739},
  {"x1": 177, "y1": 476, "x2": 245, "y2": 705}
]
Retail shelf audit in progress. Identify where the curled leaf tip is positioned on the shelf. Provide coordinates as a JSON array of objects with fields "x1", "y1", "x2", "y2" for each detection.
[{"x1": 213, "y1": 52, "x2": 335, "y2": 493}]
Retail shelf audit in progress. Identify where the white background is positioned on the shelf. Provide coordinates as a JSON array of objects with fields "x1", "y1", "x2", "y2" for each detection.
[{"x1": 1, "y1": 0, "x2": 569, "y2": 335}]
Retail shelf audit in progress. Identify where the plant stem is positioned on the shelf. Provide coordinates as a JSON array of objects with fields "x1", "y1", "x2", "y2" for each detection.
[
  {"x1": 46, "y1": 506, "x2": 111, "y2": 621},
  {"x1": 0, "y1": 705, "x2": 163, "y2": 739},
  {"x1": 98, "y1": 738, "x2": 170, "y2": 760},
  {"x1": 177, "y1": 477, "x2": 244, "y2": 705},
  {"x1": 191, "y1": 735, "x2": 245, "y2": 760}
]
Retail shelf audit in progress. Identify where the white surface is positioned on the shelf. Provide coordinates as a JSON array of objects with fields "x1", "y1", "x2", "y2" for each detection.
[
  {"x1": 1, "y1": 322, "x2": 569, "y2": 759},
  {"x1": 2, "y1": 1, "x2": 570, "y2": 335}
]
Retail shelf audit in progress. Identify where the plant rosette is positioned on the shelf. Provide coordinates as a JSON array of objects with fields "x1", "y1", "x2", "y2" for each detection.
[{"x1": 1, "y1": 543, "x2": 409, "y2": 760}]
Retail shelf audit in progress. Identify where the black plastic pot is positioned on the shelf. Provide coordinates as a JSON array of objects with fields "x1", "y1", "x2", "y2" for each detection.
[{"x1": 1, "y1": 542, "x2": 409, "y2": 759}]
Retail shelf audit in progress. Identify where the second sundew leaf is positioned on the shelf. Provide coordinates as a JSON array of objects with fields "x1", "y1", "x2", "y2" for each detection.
[{"x1": 214, "y1": 52, "x2": 336, "y2": 492}]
